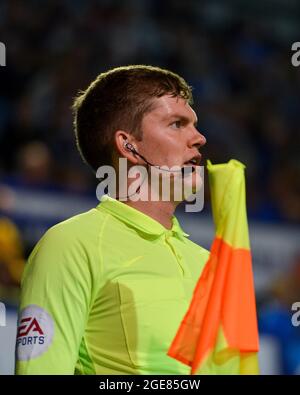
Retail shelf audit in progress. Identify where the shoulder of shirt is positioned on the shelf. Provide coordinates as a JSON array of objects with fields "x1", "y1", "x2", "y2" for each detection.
[
  {"x1": 25, "y1": 208, "x2": 108, "y2": 297},
  {"x1": 35, "y1": 207, "x2": 108, "y2": 252},
  {"x1": 27, "y1": 208, "x2": 109, "y2": 280}
]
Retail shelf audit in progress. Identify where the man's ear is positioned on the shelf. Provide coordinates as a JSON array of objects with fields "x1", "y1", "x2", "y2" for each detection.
[{"x1": 114, "y1": 130, "x2": 139, "y2": 165}]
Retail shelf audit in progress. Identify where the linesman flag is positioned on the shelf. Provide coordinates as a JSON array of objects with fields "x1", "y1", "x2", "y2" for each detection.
[{"x1": 168, "y1": 159, "x2": 259, "y2": 374}]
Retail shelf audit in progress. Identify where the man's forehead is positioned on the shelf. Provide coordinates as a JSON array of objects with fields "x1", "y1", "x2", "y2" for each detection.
[{"x1": 149, "y1": 95, "x2": 197, "y2": 123}]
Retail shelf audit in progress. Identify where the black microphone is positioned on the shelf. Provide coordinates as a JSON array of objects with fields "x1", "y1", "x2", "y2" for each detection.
[{"x1": 124, "y1": 142, "x2": 195, "y2": 176}]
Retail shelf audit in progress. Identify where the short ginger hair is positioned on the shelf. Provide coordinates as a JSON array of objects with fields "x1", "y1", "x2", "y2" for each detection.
[{"x1": 72, "y1": 65, "x2": 193, "y2": 171}]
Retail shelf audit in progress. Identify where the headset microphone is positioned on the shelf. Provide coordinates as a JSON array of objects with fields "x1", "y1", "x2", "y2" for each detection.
[{"x1": 124, "y1": 141, "x2": 195, "y2": 176}]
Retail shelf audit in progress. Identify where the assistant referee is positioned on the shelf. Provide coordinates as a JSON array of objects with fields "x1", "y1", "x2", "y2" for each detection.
[{"x1": 15, "y1": 65, "x2": 208, "y2": 374}]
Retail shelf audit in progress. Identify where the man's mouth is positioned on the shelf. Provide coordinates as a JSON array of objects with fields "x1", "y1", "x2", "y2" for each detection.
[{"x1": 183, "y1": 154, "x2": 202, "y2": 167}]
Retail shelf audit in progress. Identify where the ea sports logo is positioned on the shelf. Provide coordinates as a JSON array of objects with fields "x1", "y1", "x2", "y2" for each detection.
[
  {"x1": 16, "y1": 305, "x2": 54, "y2": 361},
  {"x1": 18, "y1": 316, "x2": 44, "y2": 337},
  {"x1": 17, "y1": 316, "x2": 45, "y2": 347}
]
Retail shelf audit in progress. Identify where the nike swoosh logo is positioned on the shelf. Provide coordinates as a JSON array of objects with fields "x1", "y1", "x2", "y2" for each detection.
[{"x1": 123, "y1": 255, "x2": 144, "y2": 267}]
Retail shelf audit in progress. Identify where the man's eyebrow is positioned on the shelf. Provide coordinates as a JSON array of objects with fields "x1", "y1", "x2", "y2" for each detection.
[{"x1": 167, "y1": 113, "x2": 198, "y2": 127}]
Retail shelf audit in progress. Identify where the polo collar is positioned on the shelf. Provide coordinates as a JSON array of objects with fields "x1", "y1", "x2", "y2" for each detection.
[{"x1": 97, "y1": 194, "x2": 189, "y2": 241}]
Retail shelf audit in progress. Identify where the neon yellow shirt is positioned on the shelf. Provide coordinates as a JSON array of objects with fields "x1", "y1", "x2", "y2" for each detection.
[{"x1": 15, "y1": 195, "x2": 209, "y2": 374}]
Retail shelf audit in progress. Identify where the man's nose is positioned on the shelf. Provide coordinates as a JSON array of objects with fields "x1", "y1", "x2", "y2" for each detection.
[{"x1": 188, "y1": 129, "x2": 207, "y2": 150}]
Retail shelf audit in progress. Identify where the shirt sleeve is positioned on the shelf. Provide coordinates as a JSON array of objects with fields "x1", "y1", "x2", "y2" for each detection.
[{"x1": 15, "y1": 225, "x2": 95, "y2": 374}]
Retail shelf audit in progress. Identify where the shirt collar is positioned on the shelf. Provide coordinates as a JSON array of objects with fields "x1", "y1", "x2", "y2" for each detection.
[{"x1": 96, "y1": 194, "x2": 189, "y2": 242}]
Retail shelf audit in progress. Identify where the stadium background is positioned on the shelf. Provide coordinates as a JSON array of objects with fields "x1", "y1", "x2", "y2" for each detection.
[{"x1": 0, "y1": 0, "x2": 300, "y2": 374}]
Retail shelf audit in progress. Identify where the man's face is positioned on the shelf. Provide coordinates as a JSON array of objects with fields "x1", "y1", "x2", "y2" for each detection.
[{"x1": 136, "y1": 94, "x2": 206, "y2": 199}]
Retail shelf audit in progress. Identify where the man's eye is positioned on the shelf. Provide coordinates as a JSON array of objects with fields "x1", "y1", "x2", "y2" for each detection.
[{"x1": 171, "y1": 121, "x2": 181, "y2": 129}]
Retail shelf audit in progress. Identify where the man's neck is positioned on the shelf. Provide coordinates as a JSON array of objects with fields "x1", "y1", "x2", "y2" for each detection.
[{"x1": 123, "y1": 199, "x2": 177, "y2": 230}]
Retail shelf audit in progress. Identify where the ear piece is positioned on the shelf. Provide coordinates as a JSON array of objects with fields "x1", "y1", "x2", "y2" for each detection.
[
  {"x1": 123, "y1": 141, "x2": 149, "y2": 167},
  {"x1": 124, "y1": 141, "x2": 136, "y2": 153}
]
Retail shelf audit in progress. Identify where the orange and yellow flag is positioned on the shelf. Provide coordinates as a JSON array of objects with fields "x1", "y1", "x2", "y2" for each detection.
[{"x1": 168, "y1": 159, "x2": 259, "y2": 374}]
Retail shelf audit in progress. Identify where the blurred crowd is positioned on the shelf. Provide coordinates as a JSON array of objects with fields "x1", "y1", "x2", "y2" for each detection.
[{"x1": 0, "y1": 0, "x2": 299, "y2": 223}]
